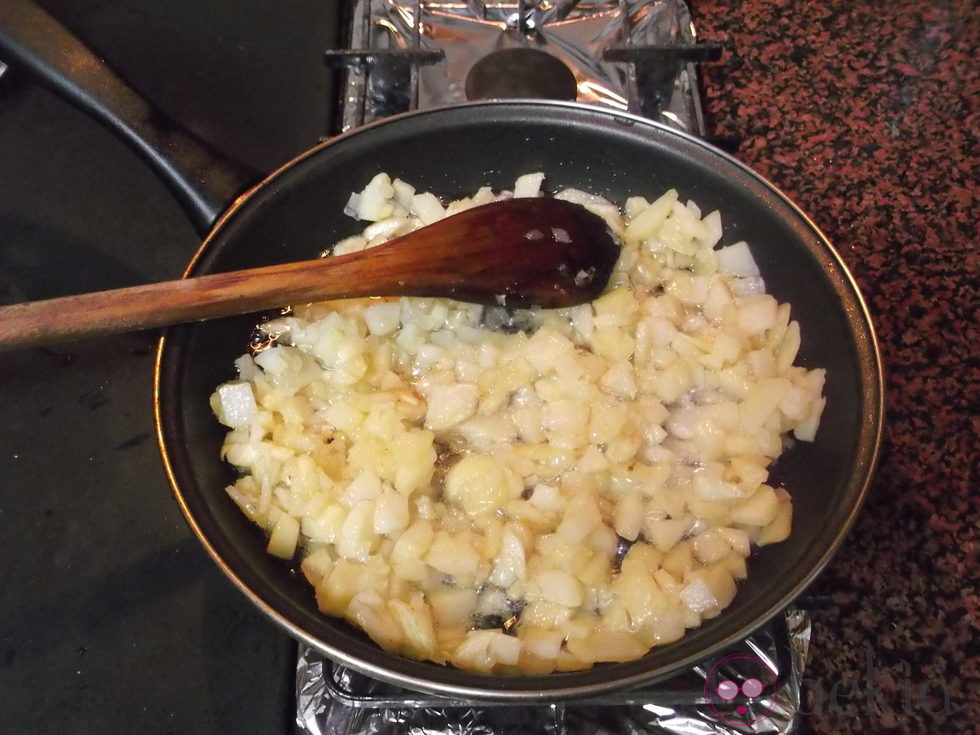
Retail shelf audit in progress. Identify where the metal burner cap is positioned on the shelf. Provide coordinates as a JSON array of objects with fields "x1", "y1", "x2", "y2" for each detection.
[{"x1": 464, "y1": 48, "x2": 577, "y2": 102}]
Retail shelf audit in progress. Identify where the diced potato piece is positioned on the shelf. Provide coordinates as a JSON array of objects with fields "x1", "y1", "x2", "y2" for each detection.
[
  {"x1": 489, "y1": 525, "x2": 528, "y2": 588},
  {"x1": 520, "y1": 599, "x2": 575, "y2": 629},
  {"x1": 444, "y1": 454, "x2": 517, "y2": 517},
  {"x1": 513, "y1": 172, "x2": 545, "y2": 198},
  {"x1": 662, "y1": 539, "x2": 696, "y2": 578},
  {"x1": 349, "y1": 594, "x2": 404, "y2": 650},
  {"x1": 730, "y1": 485, "x2": 780, "y2": 527},
  {"x1": 728, "y1": 455, "x2": 769, "y2": 494},
  {"x1": 775, "y1": 321, "x2": 802, "y2": 373},
  {"x1": 528, "y1": 483, "x2": 566, "y2": 512},
  {"x1": 425, "y1": 532, "x2": 482, "y2": 580},
  {"x1": 410, "y1": 192, "x2": 445, "y2": 225},
  {"x1": 779, "y1": 385, "x2": 811, "y2": 423},
  {"x1": 520, "y1": 626, "x2": 564, "y2": 660},
  {"x1": 392, "y1": 178, "x2": 416, "y2": 207},
  {"x1": 535, "y1": 569, "x2": 585, "y2": 608},
  {"x1": 793, "y1": 396, "x2": 826, "y2": 442},
  {"x1": 713, "y1": 526, "x2": 749, "y2": 557},
  {"x1": 542, "y1": 399, "x2": 590, "y2": 449},
  {"x1": 556, "y1": 492, "x2": 602, "y2": 543},
  {"x1": 566, "y1": 630, "x2": 647, "y2": 664},
  {"x1": 646, "y1": 487, "x2": 686, "y2": 520},
  {"x1": 392, "y1": 559, "x2": 429, "y2": 582},
  {"x1": 699, "y1": 210, "x2": 723, "y2": 250},
  {"x1": 373, "y1": 490, "x2": 410, "y2": 536},
  {"x1": 594, "y1": 285, "x2": 639, "y2": 322},
  {"x1": 266, "y1": 513, "x2": 300, "y2": 559},
  {"x1": 645, "y1": 517, "x2": 691, "y2": 553},
  {"x1": 316, "y1": 559, "x2": 364, "y2": 614},
  {"x1": 686, "y1": 497, "x2": 735, "y2": 526},
  {"x1": 363, "y1": 216, "x2": 410, "y2": 243},
  {"x1": 715, "y1": 241, "x2": 760, "y2": 277},
  {"x1": 389, "y1": 596, "x2": 438, "y2": 661},
  {"x1": 739, "y1": 377, "x2": 791, "y2": 433},
  {"x1": 341, "y1": 469, "x2": 382, "y2": 507},
  {"x1": 614, "y1": 491, "x2": 645, "y2": 541},
  {"x1": 213, "y1": 381, "x2": 258, "y2": 429},
  {"x1": 300, "y1": 547, "x2": 335, "y2": 587},
  {"x1": 485, "y1": 630, "x2": 523, "y2": 666},
  {"x1": 588, "y1": 525, "x2": 619, "y2": 557},
  {"x1": 757, "y1": 489, "x2": 793, "y2": 545},
  {"x1": 653, "y1": 568, "x2": 682, "y2": 596},
  {"x1": 642, "y1": 607, "x2": 687, "y2": 645},
  {"x1": 679, "y1": 565, "x2": 736, "y2": 618},
  {"x1": 354, "y1": 173, "x2": 395, "y2": 221},
  {"x1": 589, "y1": 401, "x2": 630, "y2": 444},
  {"x1": 651, "y1": 360, "x2": 693, "y2": 404},
  {"x1": 390, "y1": 519, "x2": 434, "y2": 563},
  {"x1": 525, "y1": 327, "x2": 575, "y2": 373},
  {"x1": 620, "y1": 542, "x2": 664, "y2": 577},
  {"x1": 424, "y1": 383, "x2": 479, "y2": 431},
  {"x1": 599, "y1": 360, "x2": 638, "y2": 399},
  {"x1": 452, "y1": 630, "x2": 522, "y2": 673},
  {"x1": 692, "y1": 529, "x2": 732, "y2": 564},
  {"x1": 577, "y1": 552, "x2": 612, "y2": 587},
  {"x1": 625, "y1": 189, "x2": 678, "y2": 242},
  {"x1": 364, "y1": 301, "x2": 402, "y2": 336},
  {"x1": 613, "y1": 567, "x2": 668, "y2": 625},
  {"x1": 302, "y1": 501, "x2": 347, "y2": 545},
  {"x1": 337, "y1": 500, "x2": 376, "y2": 559},
  {"x1": 737, "y1": 294, "x2": 779, "y2": 336},
  {"x1": 694, "y1": 471, "x2": 744, "y2": 501},
  {"x1": 429, "y1": 588, "x2": 478, "y2": 628},
  {"x1": 592, "y1": 326, "x2": 636, "y2": 362},
  {"x1": 392, "y1": 430, "x2": 437, "y2": 496}
]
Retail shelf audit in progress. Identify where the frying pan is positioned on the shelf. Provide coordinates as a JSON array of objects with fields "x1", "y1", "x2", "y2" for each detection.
[{"x1": 0, "y1": 0, "x2": 883, "y2": 701}]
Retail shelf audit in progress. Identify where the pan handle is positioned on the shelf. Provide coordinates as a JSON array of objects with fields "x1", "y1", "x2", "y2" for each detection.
[{"x1": 0, "y1": 0, "x2": 259, "y2": 235}]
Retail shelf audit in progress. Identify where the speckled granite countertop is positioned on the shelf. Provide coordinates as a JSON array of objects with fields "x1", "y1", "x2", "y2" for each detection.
[{"x1": 696, "y1": 0, "x2": 977, "y2": 731}]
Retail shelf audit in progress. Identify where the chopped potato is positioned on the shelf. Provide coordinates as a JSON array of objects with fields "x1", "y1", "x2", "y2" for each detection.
[{"x1": 211, "y1": 174, "x2": 827, "y2": 673}]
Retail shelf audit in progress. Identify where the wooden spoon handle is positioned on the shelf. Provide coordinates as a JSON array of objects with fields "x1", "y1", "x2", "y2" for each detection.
[
  {"x1": 0, "y1": 247, "x2": 428, "y2": 349},
  {"x1": 0, "y1": 198, "x2": 619, "y2": 350}
]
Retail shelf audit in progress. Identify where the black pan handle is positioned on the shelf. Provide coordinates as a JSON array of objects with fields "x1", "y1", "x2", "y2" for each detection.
[{"x1": 0, "y1": 0, "x2": 259, "y2": 235}]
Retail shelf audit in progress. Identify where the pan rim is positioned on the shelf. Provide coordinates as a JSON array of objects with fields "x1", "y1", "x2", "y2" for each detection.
[{"x1": 153, "y1": 99, "x2": 884, "y2": 700}]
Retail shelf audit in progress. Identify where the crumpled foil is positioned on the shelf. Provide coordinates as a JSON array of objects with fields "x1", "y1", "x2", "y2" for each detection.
[
  {"x1": 334, "y1": 0, "x2": 709, "y2": 136},
  {"x1": 295, "y1": 609, "x2": 812, "y2": 735}
]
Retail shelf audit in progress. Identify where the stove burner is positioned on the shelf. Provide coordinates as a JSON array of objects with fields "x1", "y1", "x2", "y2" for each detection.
[{"x1": 464, "y1": 48, "x2": 577, "y2": 101}]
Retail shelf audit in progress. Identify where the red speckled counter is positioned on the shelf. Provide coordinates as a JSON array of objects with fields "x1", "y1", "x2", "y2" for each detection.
[{"x1": 696, "y1": 1, "x2": 977, "y2": 731}]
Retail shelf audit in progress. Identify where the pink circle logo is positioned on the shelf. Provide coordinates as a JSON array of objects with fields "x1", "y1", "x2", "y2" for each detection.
[{"x1": 704, "y1": 653, "x2": 778, "y2": 726}]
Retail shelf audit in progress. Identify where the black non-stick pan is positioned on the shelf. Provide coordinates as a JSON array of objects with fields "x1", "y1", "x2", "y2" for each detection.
[{"x1": 0, "y1": 0, "x2": 883, "y2": 701}]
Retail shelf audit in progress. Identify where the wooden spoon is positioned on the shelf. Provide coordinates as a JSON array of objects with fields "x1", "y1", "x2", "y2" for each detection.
[{"x1": 0, "y1": 198, "x2": 620, "y2": 350}]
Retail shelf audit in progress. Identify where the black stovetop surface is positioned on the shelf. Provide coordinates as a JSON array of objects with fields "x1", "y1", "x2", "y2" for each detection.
[{"x1": 0, "y1": 2, "x2": 342, "y2": 732}]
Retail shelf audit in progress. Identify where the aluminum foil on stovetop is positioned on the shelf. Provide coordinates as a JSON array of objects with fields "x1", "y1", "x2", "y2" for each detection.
[
  {"x1": 295, "y1": 610, "x2": 812, "y2": 735},
  {"x1": 334, "y1": 0, "x2": 708, "y2": 135}
]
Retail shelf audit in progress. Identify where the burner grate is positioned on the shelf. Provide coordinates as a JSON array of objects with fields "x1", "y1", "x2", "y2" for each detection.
[{"x1": 328, "y1": 0, "x2": 723, "y2": 135}]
